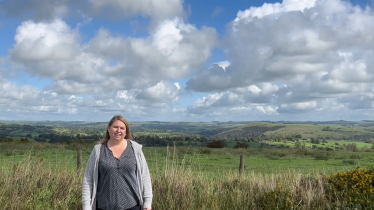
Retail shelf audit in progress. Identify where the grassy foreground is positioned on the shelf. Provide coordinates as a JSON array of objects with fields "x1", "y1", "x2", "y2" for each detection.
[
  {"x1": 1, "y1": 157, "x2": 373, "y2": 210},
  {"x1": 1, "y1": 142, "x2": 374, "y2": 209}
]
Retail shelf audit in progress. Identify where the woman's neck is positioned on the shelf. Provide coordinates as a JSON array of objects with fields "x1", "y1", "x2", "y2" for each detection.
[{"x1": 107, "y1": 138, "x2": 127, "y2": 147}]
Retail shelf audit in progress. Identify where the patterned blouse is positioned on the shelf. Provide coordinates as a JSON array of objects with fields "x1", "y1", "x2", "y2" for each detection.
[{"x1": 97, "y1": 140, "x2": 140, "y2": 210}]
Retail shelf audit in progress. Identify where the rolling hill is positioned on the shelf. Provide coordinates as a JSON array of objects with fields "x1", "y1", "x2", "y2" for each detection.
[{"x1": 213, "y1": 122, "x2": 374, "y2": 141}]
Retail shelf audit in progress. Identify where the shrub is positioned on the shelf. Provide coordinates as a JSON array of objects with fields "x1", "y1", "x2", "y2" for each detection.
[
  {"x1": 310, "y1": 138, "x2": 320, "y2": 144},
  {"x1": 20, "y1": 138, "x2": 29, "y2": 143},
  {"x1": 326, "y1": 167, "x2": 374, "y2": 208},
  {"x1": 206, "y1": 140, "x2": 225, "y2": 148},
  {"x1": 346, "y1": 143, "x2": 358, "y2": 152},
  {"x1": 256, "y1": 182, "x2": 295, "y2": 209}
]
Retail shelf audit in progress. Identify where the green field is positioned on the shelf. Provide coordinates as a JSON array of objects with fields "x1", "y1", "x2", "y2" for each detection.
[
  {"x1": 1, "y1": 120, "x2": 374, "y2": 209},
  {"x1": 268, "y1": 139, "x2": 373, "y2": 149},
  {"x1": 1, "y1": 141, "x2": 374, "y2": 209},
  {"x1": 1, "y1": 141, "x2": 373, "y2": 176}
]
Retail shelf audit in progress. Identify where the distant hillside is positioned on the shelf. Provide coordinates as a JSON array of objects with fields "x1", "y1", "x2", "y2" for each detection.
[
  {"x1": 213, "y1": 123, "x2": 374, "y2": 141},
  {"x1": 1, "y1": 120, "x2": 374, "y2": 142},
  {"x1": 213, "y1": 123, "x2": 285, "y2": 139},
  {"x1": 0, "y1": 120, "x2": 108, "y2": 128}
]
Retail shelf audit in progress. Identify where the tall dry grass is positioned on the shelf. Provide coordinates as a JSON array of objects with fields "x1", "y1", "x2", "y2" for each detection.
[
  {"x1": 0, "y1": 147, "x2": 369, "y2": 209},
  {"x1": 152, "y1": 169, "x2": 331, "y2": 210},
  {"x1": 0, "y1": 157, "x2": 82, "y2": 209}
]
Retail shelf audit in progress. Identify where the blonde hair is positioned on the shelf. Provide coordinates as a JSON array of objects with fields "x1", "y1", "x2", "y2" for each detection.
[{"x1": 98, "y1": 115, "x2": 133, "y2": 144}]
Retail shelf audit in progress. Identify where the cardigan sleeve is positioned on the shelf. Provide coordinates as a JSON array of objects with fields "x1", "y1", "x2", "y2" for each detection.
[
  {"x1": 82, "y1": 148, "x2": 96, "y2": 210},
  {"x1": 140, "y1": 150, "x2": 153, "y2": 209}
]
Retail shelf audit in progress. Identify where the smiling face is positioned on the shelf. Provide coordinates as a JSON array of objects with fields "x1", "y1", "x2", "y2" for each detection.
[{"x1": 107, "y1": 120, "x2": 127, "y2": 141}]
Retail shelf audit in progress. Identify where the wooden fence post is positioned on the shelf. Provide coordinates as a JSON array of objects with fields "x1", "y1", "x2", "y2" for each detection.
[
  {"x1": 239, "y1": 155, "x2": 245, "y2": 177},
  {"x1": 77, "y1": 149, "x2": 82, "y2": 174}
]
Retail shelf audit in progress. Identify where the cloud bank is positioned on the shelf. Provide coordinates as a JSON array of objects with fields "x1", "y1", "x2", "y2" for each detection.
[{"x1": 1, "y1": 0, "x2": 374, "y2": 121}]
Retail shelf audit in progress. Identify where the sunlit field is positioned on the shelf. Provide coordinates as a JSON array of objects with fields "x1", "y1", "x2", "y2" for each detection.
[{"x1": 1, "y1": 141, "x2": 374, "y2": 209}]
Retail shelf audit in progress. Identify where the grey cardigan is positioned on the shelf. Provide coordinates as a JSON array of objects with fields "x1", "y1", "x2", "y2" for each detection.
[{"x1": 82, "y1": 140, "x2": 153, "y2": 210}]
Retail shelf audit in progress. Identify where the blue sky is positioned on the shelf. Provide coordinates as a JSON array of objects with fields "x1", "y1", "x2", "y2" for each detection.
[{"x1": 1, "y1": 0, "x2": 374, "y2": 122}]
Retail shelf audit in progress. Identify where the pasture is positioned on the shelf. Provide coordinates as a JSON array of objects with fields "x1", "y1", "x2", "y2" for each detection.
[
  {"x1": 268, "y1": 139, "x2": 373, "y2": 149},
  {"x1": 1, "y1": 141, "x2": 374, "y2": 209},
  {"x1": 1, "y1": 141, "x2": 373, "y2": 175}
]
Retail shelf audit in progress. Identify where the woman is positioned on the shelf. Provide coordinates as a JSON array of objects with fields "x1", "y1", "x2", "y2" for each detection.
[{"x1": 82, "y1": 115, "x2": 152, "y2": 210}]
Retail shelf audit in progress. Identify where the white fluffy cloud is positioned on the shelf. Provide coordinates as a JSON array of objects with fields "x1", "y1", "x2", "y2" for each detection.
[
  {"x1": 184, "y1": 0, "x2": 374, "y2": 118},
  {"x1": 0, "y1": 80, "x2": 39, "y2": 101},
  {"x1": 234, "y1": 0, "x2": 317, "y2": 22},
  {"x1": 278, "y1": 101, "x2": 318, "y2": 113},
  {"x1": 0, "y1": 79, "x2": 65, "y2": 118},
  {"x1": 1, "y1": 0, "x2": 217, "y2": 120},
  {"x1": 11, "y1": 20, "x2": 79, "y2": 62},
  {"x1": 0, "y1": 79, "x2": 182, "y2": 120},
  {"x1": 186, "y1": 91, "x2": 280, "y2": 120},
  {"x1": 87, "y1": 18, "x2": 217, "y2": 85},
  {"x1": 187, "y1": 84, "x2": 279, "y2": 115},
  {"x1": 9, "y1": 18, "x2": 217, "y2": 94},
  {"x1": 136, "y1": 81, "x2": 180, "y2": 103},
  {"x1": 2, "y1": 0, "x2": 374, "y2": 121},
  {"x1": 187, "y1": 0, "x2": 374, "y2": 92}
]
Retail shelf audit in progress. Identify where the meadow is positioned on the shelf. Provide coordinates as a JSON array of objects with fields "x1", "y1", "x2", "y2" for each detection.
[
  {"x1": 1, "y1": 141, "x2": 374, "y2": 209},
  {"x1": 267, "y1": 139, "x2": 373, "y2": 149}
]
